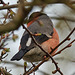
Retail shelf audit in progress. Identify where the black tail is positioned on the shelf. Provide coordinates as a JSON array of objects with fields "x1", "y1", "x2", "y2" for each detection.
[{"x1": 11, "y1": 49, "x2": 30, "y2": 61}]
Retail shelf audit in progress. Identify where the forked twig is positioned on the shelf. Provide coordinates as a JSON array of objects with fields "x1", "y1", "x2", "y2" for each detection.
[
  {"x1": 53, "y1": 39, "x2": 75, "y2": 56},
  {"x1": 25, "y1": 39, "x2": 75, "y2": 75},
  {"x1": 50, "y1": 27, "x2": 75, "y2": 54}
]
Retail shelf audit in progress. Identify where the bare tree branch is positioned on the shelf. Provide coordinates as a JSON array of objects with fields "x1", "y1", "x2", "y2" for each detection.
[
  {"x1": 0, "y1": 1, "x2": 32, "y2": 34},
  {"x1": 0, "y1": 0, "x2": 75, "y2": 10},
  {"x1": 22, "y1": 24, "x2": 63, "y2": 75},
  {"x1": 0, "y1": 67, "x2": 12, "y2": 75},
  {"x1": 53, "y1": 39, "x2": 75, "y2": 56},
  {"x1": 50, "y1": 27, "x2": 75, "y2": 54},
  {"x1": 0, "y1": 0, "x2": 74, "y2": 34},
  {"x1": 23, "y1": 26, "x2": 75, "y2": 75},
  {"x1": 0, "y1": 2, "x2": 32, "y2": 10}
]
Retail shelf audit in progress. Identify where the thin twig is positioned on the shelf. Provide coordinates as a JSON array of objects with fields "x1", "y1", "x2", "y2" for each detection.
[
  {"x1": 53, "y1": 39, "x2": 75, "y2": 56},
  {"x1": 0, "y1": 2, "x2": 31, "y2": 10},
  {"x1": 0, "y1": 33, "x2": 12, "y2": 46},
  {"x1": 25, "y1": 57, "x2": 49, "y2": 75},
  {"x1": 0, "y1": 67, "x2": 12, "y2": 75},
  {"x1": 0, "y1": 0, "x2": 75, "y2": 10},
  {"x1": 50, "y1": 27, "x2": 75, "y2": 54},
  {"x1": 26, "y1": 39, "x2": 75, "y2": 75},
  {"x1": 2, "y1": 54, "x2": 8, "y2": 59},
  {"x1": 22, "y1": 24, "x2": 63, "y2": 75},
  {"x1": 24, "y1": 66, "x2": 34, "y2": 75},
  {"x1": 0, "y1": 0, "x2": 32, "y2": 34}
]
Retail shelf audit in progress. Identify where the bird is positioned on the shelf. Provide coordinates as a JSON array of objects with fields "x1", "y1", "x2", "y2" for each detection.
[{"x1": 11, "y1": 12, "x2": 59, "y2": 62}]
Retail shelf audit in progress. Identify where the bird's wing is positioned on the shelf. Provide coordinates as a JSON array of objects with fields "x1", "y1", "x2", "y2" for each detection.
[
  {"x1": 11, "y1": 31, "x2": 50, "y2": 61},
  {"x1": 11, "y1": 32, "x2": 35, "y2": 61}
]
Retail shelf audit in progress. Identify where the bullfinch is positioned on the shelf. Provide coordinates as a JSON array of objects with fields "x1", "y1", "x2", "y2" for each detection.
[{"x1": 11, "y1": 12, "x2": 59, "y2": 62}]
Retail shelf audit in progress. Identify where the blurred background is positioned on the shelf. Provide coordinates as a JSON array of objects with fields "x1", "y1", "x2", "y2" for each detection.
[{"x1": 0, "y1": 0, "x2": 75, "y2": 75}]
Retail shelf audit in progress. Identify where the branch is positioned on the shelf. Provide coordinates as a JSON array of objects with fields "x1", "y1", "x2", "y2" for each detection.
[
  {"x1": 0, "y1": 2, "x2": 32, "y2": 10},
  {"x1": 0, "y1": 67, "x2": 12, "y2": 75},
  {"x1": 0, "y1": 1, "x2": 32, "y2": 34},
  {"x1": 50, "y1": 27, "x2": 75, "y2": 54},
  {"x1": 53, "y1": 39, "x2": 75, "y2": 56},
  {"x1": 70, "y1": 1, "x2": 75, "y2": 4},
  {"x1": 33, "y1": 0, "x2": 74, "y2": 5},
  {"x1": 22, "y1": 24, "x2": 63, "y2": 75},
  {"x1": 0, "y1": 0, "x2": 75, "y2": 10},
  {"x1": 25, "y1": 57, "x2": 49, "y2": 75},
  {"x1": 26, "y1": 35, "x2": 75, "y2": 75},
  {"x1": 23, "y1": 25, "x2": 75, "y2": 75}
]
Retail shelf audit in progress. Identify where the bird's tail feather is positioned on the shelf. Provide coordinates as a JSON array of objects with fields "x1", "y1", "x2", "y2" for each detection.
[{"x1": 11, "y1": 49, "x2": 29, "y2": 61}]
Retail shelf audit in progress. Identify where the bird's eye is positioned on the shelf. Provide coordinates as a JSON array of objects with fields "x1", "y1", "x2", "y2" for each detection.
[{"x1": 50, "y1": 31, "x2": 53, "y2": 36}]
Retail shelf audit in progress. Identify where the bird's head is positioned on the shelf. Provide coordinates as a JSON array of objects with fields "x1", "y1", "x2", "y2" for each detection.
[{"x1": 28, "y1": 12, "x2": 45, "y2": 23}]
